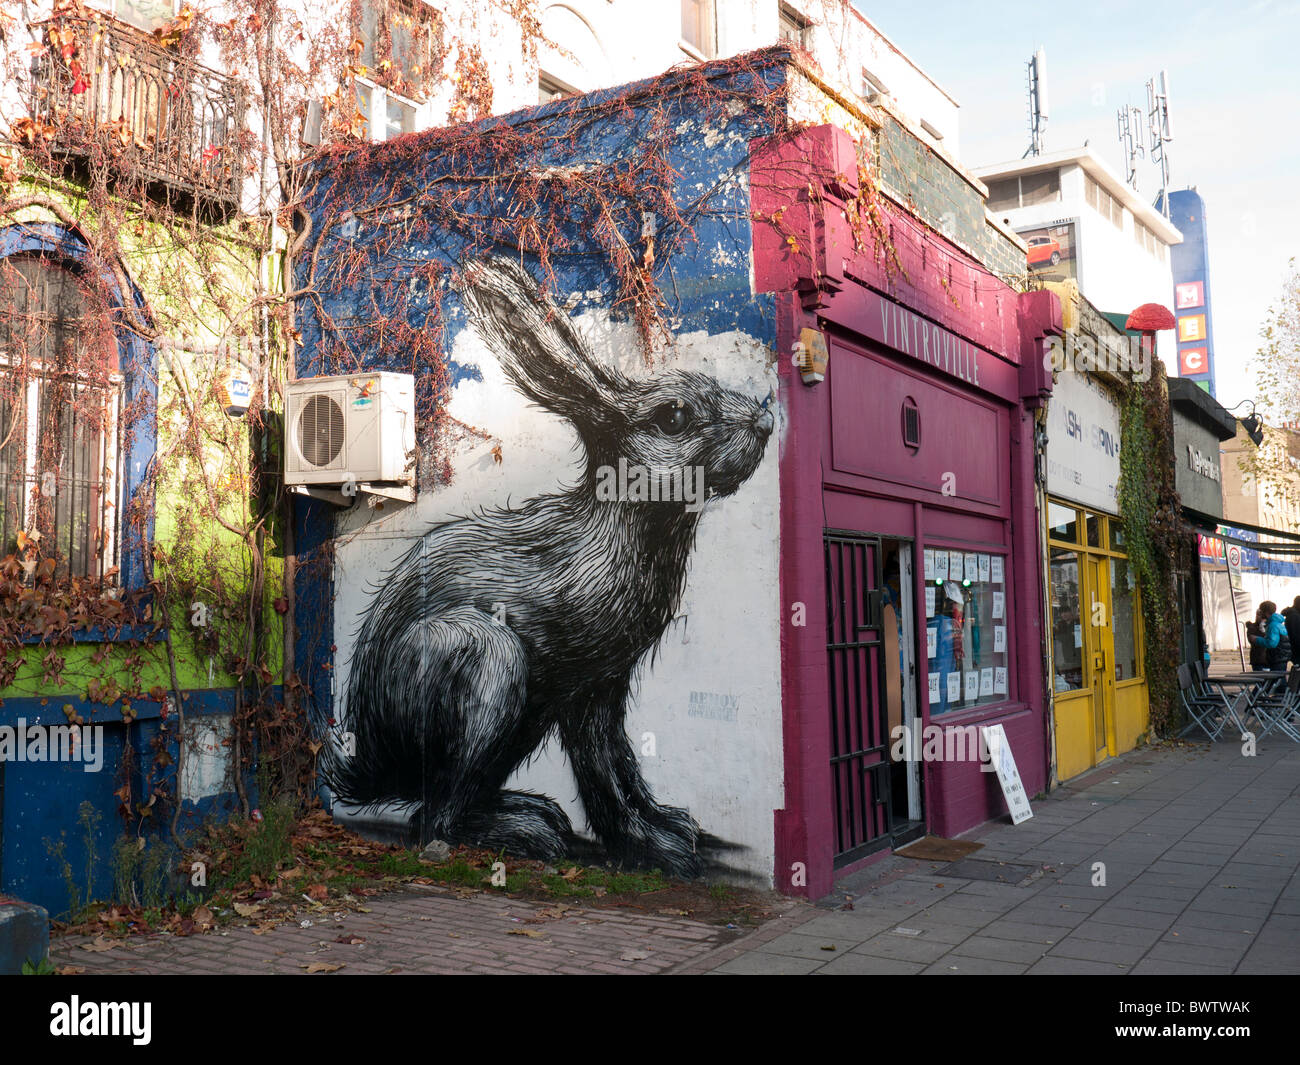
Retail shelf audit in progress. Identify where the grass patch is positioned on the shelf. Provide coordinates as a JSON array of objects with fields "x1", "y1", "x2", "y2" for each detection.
[{"x1": 54, "y1": 806, "x2": 782, "y2": 939}]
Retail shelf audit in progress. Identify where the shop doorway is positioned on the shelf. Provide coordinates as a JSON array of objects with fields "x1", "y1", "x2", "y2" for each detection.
[
  {"x1": 823, "y1": 531, "x2": 924, "y2": 869},
  {"x1": 1086, "y1": 555, "x2": 1116, "y2": 766},
  {"x1": 1048, "y1": 501, "x2": 1146, "y2": 781},
  {"x1": 881, "y1": 539, "x2": 924, "y2": 843}
]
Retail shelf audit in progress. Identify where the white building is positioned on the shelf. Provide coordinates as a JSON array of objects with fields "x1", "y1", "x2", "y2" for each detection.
[
  {"x1": 362, "y1": 0, "x2": 963, "y2": 153},
  {"x1": 973, "y1": 147, "x2": 1182, "y2": 314},
  {"x1": 2, "y1": 2, "x2": 966, "y2": 216}
]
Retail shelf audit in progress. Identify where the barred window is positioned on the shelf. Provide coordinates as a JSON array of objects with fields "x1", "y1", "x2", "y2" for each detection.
[{"x1": 0, "y1": 256, "x2": 122, "y2": 582}]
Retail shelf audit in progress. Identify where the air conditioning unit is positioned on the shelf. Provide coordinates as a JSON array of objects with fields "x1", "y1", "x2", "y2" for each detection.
[{"x1": 284, "y1": 373, "x2": 415, "y2": 488}]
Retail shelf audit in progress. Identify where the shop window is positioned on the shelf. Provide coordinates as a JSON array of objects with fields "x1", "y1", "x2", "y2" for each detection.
[
  {"x1": 1086, "y1": 513, "x2": 1102, "y2": 548},
  {"x1": 680, "y1": 0, "x2": 715, "y2": 56},
  {"x1": 924, "y1": 547, "x2": 1011, "y2": 714},
  {"x1": 1049, "y1": 547, "x2": 1085, "y2": 691},
  {"x1": 0, "y1": 255, "x2": 121, "y2": 581},
  {"x1": 1048, "y1": 501, "x2": 1079, "y2": 542},
  {"x1": 1110, "y1": 556, "x2": 1141, "y2": 680}
]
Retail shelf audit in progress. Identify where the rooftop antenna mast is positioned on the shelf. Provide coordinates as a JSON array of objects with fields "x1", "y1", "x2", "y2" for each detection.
[
  {"x1": 1117, "y1": 104, "x2": 1145, "y2": 190},
  {"x1": 1147, "y1": 70, "x2": 1173, "y2": 216},
  {"x1": 1024, "y1": 48, "x2": 1048, "y2": 157}
]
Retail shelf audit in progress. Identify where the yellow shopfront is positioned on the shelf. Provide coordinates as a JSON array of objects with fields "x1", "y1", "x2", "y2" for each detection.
[{"x1": 1047, "y1": 500, "x2": 1147, "y2": 781}]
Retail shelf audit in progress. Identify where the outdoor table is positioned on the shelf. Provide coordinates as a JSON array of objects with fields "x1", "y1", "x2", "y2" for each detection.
[{"x1": 1205, "y1": 671, "x2": 1289, "y2": 736}]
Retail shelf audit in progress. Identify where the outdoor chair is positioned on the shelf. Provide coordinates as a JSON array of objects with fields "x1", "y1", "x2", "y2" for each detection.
[
  {"x1": 1178, "y1": 662, "x2": 1233, "y2": 741},
  {"x1": 1249, "y1": 667, "x2": 1300, "y2": 742},
  {"x1": 1194, "y1": 660, "x2": 1281, "y2": 724}
]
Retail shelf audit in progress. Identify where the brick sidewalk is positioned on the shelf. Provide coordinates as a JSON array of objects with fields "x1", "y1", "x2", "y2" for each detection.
[
  {"x1": 706, "y1": 743, "x2": 1300, "y2": 974},
  {"x1": 50, "y1": 883, "x2": 811, "y2": 975}
]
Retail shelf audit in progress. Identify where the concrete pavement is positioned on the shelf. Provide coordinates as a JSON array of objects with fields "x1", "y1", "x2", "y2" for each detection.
[{"x1": 704, "y1": 742, "x2": 1300, "y2": 974}]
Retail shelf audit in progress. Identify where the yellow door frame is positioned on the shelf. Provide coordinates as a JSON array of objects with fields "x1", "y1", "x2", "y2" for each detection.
[
  {"x1": 1085, "y1": 554, "x2": 1116, "y2": 761},
  {"x1": 1047, "y1": 501, "x2": 1145, "y2": 777}
]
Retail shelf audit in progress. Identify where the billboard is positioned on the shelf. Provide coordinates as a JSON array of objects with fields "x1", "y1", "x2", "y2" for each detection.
[
  {"x1": 1017, "y1": 219, "x2": 1079, "y2": 282},
  {"x1": 1164, "y1": 189, "x2": 1217, "y2": 396}
]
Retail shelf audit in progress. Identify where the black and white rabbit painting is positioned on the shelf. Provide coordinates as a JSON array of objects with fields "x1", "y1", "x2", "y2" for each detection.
[{"x1": 322, "y1": 257, "x2": 773, "y2": 878}]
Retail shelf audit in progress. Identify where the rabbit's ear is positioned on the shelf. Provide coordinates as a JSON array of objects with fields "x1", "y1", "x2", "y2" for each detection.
[{"x1": 458, "y1": 258, "x2": 623, "y2": 423}]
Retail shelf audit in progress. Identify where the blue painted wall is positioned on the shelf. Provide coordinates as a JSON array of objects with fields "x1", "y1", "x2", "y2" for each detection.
[{"x1": 0, "y1": 688, "x2": 252, "y2": 917}]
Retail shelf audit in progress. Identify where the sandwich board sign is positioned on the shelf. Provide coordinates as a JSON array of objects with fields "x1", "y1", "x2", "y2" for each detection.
[{"x1": 980, "y1": 724, "x2": 1033, "y2": 824}]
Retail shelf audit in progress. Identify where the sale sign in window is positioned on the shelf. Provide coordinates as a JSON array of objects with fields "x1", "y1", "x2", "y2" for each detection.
[{"x1": 1178, "y1": 314, "x2": 1207, "y2": 343}]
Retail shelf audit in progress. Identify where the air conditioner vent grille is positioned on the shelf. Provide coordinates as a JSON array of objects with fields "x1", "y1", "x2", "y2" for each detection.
[{"x1": 299, "y1": 393, "x2": 346, "y2": 467}]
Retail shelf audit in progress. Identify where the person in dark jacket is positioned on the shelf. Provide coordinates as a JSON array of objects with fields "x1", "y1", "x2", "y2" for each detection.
[
  {"x1": 1284, "y1": 597, "x2": 1300, "y2": 666},
  {"x1": 1250, "y1": 601, "x2": 1293, "y2": 671},
  {"x1": 1246, "y1": 606, "x2": 1268, "y2": 670}
]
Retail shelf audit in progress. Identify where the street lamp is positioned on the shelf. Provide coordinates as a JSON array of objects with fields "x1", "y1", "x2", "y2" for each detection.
[{"x1": 1226, "y1": 400, "x2": 1266, "y2": 446}]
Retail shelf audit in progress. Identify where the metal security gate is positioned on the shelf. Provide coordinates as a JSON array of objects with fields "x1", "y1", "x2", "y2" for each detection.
[{"x1": 825, "y1": 531, "x2": 893, "y2": 866}]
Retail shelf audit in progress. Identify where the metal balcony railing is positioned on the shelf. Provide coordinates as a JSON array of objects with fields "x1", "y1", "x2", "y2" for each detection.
[{"x1": 30, "y1": 17, "x2": 245, "y2": 216}]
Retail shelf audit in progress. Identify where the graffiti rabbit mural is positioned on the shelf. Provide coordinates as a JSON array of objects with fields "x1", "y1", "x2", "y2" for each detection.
[{"x1": 323, "y1": 258, "x2": 773, "y2": 877}]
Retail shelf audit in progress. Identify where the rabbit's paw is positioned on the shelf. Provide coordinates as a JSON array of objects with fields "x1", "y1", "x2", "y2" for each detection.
[
  {"x1": 638, "y1": 805, "x2": 704, "y2": 879},
  {"x1": 454, "y1": 790, "x2": 574, "y2": 861}
]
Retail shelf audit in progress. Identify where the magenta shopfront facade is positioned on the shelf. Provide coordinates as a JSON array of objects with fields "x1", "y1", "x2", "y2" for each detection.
[{"x1": 754, "y1": 125, "x2": 1061, "y2": 898}]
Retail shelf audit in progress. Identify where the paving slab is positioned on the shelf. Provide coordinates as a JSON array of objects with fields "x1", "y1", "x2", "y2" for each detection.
[{"x1": 708, "y1": 744, "x2": 1300, "y2": 975}]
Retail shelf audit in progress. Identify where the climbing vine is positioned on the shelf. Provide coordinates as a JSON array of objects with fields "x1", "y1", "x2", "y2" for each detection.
[
  {"x1": 1118, "y1": 352, "x2": 1185, "y2": 736},
  {"x1": 0, "y1": 0, "x2": 562, "y2": 857}
]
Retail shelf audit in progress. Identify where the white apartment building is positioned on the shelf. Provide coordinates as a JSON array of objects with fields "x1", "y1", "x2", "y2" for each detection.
[
  {"x1": 4, "y1": 2, "x2": 960, "y2": 143},
  {"x1": 973, "y1": 147, "x2": 1182, "y2": 314},
  {"x1": 2, "y1": 2, "x2": 965, "y2": 217},
  {"x1": 351, "y1": 0, "x2": 963, "y2": 153}
]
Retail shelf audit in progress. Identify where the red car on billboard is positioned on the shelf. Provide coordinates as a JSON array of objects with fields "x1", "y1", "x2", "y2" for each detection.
[{"x1": 1026, "y1": 235, "x2": 1061, "y2": 266}]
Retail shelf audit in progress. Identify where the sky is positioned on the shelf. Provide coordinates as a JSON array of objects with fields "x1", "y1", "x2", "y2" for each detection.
[{"x1": 854, "y1": 0, "x2": 1300, "y2": 413}]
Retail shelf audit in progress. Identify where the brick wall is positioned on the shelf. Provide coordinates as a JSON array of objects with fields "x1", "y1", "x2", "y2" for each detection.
[{"x1": 876, "y1": 113, "x2": 1026, "y2": 281}]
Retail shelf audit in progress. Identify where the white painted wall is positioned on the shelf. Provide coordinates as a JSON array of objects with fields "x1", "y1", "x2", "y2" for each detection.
[{"x1": 329, "y1": 311, "x2": 785, "y2": 884}]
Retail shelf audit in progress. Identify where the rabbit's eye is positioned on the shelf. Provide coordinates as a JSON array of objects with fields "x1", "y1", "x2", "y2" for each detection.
[{"x1": 652, "y1": 402, "x2": 691, "y2": 435}]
